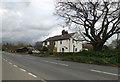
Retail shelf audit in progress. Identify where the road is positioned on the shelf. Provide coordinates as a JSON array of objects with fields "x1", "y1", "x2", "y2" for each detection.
[{"x1": 1, "y1": 52, "x2": 119, "y2": 81}]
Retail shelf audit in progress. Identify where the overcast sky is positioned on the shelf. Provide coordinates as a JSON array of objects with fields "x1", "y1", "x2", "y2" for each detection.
[
  {"x1": 0, "y1": 0, "x2": 119, "y2": 45},
  {"x1": 1, "y1": 0, "x2": 74, "y2": 44}
]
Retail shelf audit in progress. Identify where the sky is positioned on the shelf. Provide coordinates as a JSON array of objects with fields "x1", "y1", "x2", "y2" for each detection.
[
  {"x1": 0, "y1": 0, "x2": 119, "y2": 45},
  {"x1": 1, "y1": 0, "x2": 73, "y2": 45}
]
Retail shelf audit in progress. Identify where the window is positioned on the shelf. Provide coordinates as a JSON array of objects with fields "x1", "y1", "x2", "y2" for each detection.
[
  {"x1": 62, "y1": 48, "x2": 64, "y2": 52},
  {"x1": 60, "y1": 40, "x2": 62, "y2": 44},
  {"x1": 75, "y1": 48, "x2": 77, "y2": 52},
  {"x1": 45, "y1": 41, "x2": 47, "y2": 45},
  {"x1": 72, "y1": 39, "x2": 74, "y2": 43},
  {"x1": 49, "y1": 41, "x2": 51, "y2": 45},
  {"x1": 65, "y1": 46, "x2": 68, "y2": 49},
  {"x1": 73, "y1": 45, "x2": 75, "y2": 52},
  {"x1": 54, "y1": 42, "x2": 55, "y2": 45}
]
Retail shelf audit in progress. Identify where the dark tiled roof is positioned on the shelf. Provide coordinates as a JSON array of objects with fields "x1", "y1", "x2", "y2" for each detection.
[{"x1": 43, "y1": 33, "x2": 75, "y2": 42}]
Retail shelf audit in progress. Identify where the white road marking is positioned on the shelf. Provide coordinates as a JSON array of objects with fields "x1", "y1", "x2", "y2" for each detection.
[
  {"x1": 43, "y1": 60, "x2": 58, "y2": 64},
  {"x1": 91, "y1": 69, "x2": 119, "y2": 76},
  {"x1": 28, "y1": 73, "x2": 37, "y2": 78},
  {"x1": 19, "y1": 68, "x2": 26, "y2": 72},
  {"x1": 43, "y1": 60, "x2": 50, "y2": 63},
  {"x1": 58, "y1": 63, "x2": 69, "y2": 66},
  {"x1": 43, "y1": 60, "x2": 69, "y2": 66},
  {"x1": 40, "y1": 79, "x2": 47, "y2": 82},
  {"x1": 8, "y1": 62, "x2": 12, "y2": 65},
  {"x1": 2, "y1": 56, "x2": 38, "y2": 79},
  {"x1": 47, "y1": 61, "x2": 57, "y2": 64},
  {"x1": 13, "y1": 65, "x2": 18, "y2": 67}
]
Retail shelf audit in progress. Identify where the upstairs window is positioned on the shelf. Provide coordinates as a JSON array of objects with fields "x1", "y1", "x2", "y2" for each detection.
[
  {"x1": 45, "y1": 41, "x2": 47, "y2": 45},
  {"x1": 72, "y1": 39, "x2": 74, "y2": 43},
  {"x1": 49, "y1": 41, "x2": 50, "y2": 45},
  {"x1": 60, "y1": 40, "x2": 62, "y2": 44}
]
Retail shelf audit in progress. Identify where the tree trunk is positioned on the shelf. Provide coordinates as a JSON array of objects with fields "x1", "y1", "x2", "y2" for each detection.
[{"x1": 92, "y1": 43, "x2": 104, "y2": 51}]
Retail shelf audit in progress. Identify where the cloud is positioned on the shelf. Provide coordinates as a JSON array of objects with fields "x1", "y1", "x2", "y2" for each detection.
[{"x1": 1, "y1": 0, "x2": 64, "y2": 44}]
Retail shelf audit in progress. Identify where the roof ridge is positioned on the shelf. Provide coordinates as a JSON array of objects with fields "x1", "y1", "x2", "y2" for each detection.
[{"x1": 43, "y1": 32, "x2": 76, "y2": 42}]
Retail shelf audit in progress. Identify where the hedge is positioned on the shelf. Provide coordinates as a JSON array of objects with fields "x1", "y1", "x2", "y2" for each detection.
[{"x1": 54, "y1": 50, "x2": 119, "y2": 66}]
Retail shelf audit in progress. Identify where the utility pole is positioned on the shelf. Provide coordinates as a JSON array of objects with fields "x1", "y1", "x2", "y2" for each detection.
[{"x1": 117, "y1": 33, "x2": 120, "y2": 49}]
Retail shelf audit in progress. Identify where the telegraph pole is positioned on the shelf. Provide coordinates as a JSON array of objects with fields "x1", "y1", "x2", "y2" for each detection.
[{"x1": 117, "y1": 33, "x2": 119, "y2": 49}]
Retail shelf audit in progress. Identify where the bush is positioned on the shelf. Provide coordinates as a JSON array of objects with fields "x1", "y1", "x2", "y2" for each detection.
[
  {"x1": 28, "y1": 51, "x2": 33, "y2": 54},
  {"x1": 75, "y1": 50, "x2": 118, "y2": 58},
  {"x1": 42, "y1": 46, "x2": 48, "y2": 52},
  {"x1": 64, "y1": 50, "x2": 119, "y2": 66}
]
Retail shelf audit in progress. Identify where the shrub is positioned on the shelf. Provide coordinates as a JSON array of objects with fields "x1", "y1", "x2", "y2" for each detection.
[
  {"x1": 53, "y1": 47, "x2": 57, "y2": 53},
  {"x1": 75, "y1": 50, "x2": 118, "y2": 58},
  {"x1": 42, "y1": 46, "x2": 48, "y2": 52},
  {"x1": 65, "y1": 50, "x2": 119, "y2": 65}
]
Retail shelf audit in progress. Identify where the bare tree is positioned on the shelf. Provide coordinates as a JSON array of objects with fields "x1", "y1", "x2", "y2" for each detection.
[
  {"x1": 55, "y1": 0, "x2": 120, "y2": 51},
  {"x1": 17, "y1": 42, "x2": 26, "y2": 47},
  {"x1": 2, "y1": 43, "x2": 17, "y2": 51},
  {"x1": 34, "y1": 41, "x2": 42, "y2": 50}
]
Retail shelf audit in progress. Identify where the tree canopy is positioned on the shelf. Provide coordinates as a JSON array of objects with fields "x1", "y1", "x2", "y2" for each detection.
[{"x1": 55, "y1": 0, "x2": 120, "y2": 51}]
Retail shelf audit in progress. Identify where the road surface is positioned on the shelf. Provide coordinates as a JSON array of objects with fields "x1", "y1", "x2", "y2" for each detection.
[{"x1": 1, "y1": 52, "x2": 119, "y2": 81}]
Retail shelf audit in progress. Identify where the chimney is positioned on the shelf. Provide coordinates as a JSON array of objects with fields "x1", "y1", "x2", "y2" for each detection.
[{"x1": 62, "y1": 30, "x2": 68, "y2": 35}]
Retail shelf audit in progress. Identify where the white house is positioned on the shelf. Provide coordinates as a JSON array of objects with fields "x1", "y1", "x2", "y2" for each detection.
[{"x1": 42, "y1": 30, "x2": 83, "y2": 52}]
